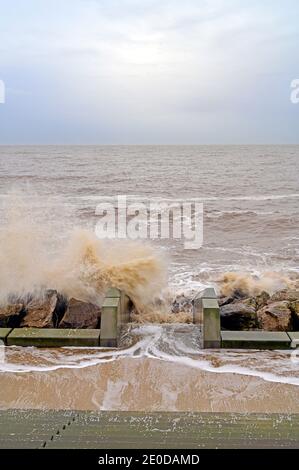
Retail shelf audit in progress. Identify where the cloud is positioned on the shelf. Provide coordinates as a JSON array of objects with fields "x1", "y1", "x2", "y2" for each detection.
[{"x1": 0, "y1": 0, "x2": 298, "y2": 143}]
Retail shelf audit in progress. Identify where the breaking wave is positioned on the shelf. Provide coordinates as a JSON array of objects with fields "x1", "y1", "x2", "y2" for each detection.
[{"x1": 0, "y1": 192, "x2": 168, "y2": 315}]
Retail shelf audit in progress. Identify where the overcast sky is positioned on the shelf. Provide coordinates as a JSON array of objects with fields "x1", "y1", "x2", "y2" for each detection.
[{"x1": 0, "y1": 0, "x2": 298, "y2": 144}]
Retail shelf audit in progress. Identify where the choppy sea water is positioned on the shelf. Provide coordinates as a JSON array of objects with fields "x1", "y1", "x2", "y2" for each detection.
[
  {"x1": 0, "y1": 145, "x2": 298, "y2": 409},
  {"x1": 0, "y1": 145, "x2": 298, "y2": 289}
]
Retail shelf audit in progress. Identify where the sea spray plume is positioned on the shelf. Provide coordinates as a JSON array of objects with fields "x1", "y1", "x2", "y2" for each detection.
[
  {"x1": 0, "y1": 189, "x2": 82, "y2": 304},
  {"x1": 73, "y1": 234, "x2": 194, "y2": 322},
  {"x1": 129, "y1": 287, "x2": 193, "y2": 323},
  {"x1": 0, "y1": 191, "x2": 168, "y2": 311},
  {"x1": 218, "y1": 271, "x2": 296, "y2": 297},
  {"x1": 0, "y1": 196, "x2": 50, "y2": 303},
  {"x1": 48, "y1": 232, "x2": 192, "y2": 322},
  {"x1": 130, "y1": 308, "x2": 192, "y2": 324},
  {"x1": 67, "y1": 230, "x2": 168, "y2": 313}
]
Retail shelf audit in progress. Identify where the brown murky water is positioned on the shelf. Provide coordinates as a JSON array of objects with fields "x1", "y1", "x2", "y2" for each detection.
[{"x1": 0, "y1": 145, "x2": 298, "y2": 411}]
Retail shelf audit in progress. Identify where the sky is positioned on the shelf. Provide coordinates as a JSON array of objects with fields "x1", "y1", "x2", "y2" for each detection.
[{"x1": 0, "y1": 0, "x2": 298, "y2": 144}]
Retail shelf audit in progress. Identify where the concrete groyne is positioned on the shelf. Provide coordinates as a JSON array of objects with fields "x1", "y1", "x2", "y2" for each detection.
[
  {"x1": 1, "y1": 286, "x2": 299, "y2": 350},
  {"x1": 193, "y1": 287, "x2": 299, "y2": 349},
  {"x1": 0, "y1": 288, "x2": 132, "y2": 348}
]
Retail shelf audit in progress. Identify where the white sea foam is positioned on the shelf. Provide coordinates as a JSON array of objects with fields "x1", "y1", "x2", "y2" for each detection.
[
  {"x1": 1, "y1": 325, "x2": 299, "y2": 387},
  {"x1": 76, "y1": 194, "x2": 299, "y2": 203}
]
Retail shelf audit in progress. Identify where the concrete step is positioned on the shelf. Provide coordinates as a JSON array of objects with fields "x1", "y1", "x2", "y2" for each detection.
[
  {"x1": 288, "y1": 332, "x2": 299, "y2": 348},
  {"x1": 221, "y1": 330, "x2": 291, "y2": 349},
  {"x1": 6, "y1": 328, "x2": 101, "y2": 347},
  {"x1": 0, "y1": 328, "x2": 12, "y2": 345}
]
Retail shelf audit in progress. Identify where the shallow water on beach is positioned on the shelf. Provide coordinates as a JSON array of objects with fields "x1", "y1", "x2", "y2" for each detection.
[
  {"x1": 0, "y1": 145, "x2": 299, "y2": 410},
  {"x1": 1, "y1": 324, "x2": 299, "y2": 384},
  {"x1": 0, "y1": 324, "x2": 299, "y2": 412}
]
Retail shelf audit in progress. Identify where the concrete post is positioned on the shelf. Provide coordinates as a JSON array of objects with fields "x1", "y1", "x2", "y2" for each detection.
[
  {"x1": 105, "y1": 287, "x2": 131, "y2": 324},
  {"x1": 202, "y1": 298, "x2": 221, "y2": 348},
  {"x1": 100, "y1": 288, "x2": 131, "y2": 347},
  {"x1": 192, "y1": 287, "x2": 217, "y2": 324},
  {"x1": 100, "y1": 297, "x2": 120, "y2": 347}
]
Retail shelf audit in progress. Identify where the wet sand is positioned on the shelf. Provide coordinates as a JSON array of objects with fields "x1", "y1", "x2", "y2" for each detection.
[{"x1": 1, "y1": 357, "x2": 299, "y2": 413}]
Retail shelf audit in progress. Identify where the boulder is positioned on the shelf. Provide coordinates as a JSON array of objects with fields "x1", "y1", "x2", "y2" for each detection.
[
  {"x1": 220, "y1": 299, "x2": 257, "y2": 330},
  {"x1": 218, "y1": 296, "x2": 235, "y2": 307},
  {"x1": 59, "y1": 298, "x2": 101, "y2": 329},
  {"x1": 289, "y1": 300, "x2": 299, "y2": 330},
  {"x1": 270, "y1": 289, "x2": 299, "y2": 302},
  {"x1": 21, "y1": 290, "x2": 62, "y2": 328},
  {"x1": 290, "y1": 300, "x2": 299, "y2": 316},
  {"x1": 171, "y1": 294, "x2": 193, "y2": 314},
  {"x1": 231, "y1": 289, "x2": 248, "y2": 299},
  {"x1": 257, "y1": 301, "x2": 292, "y2": 331},
  {"x1": 0, "y1": 303, "x2": 25, "y2": 328},
  {"x1": 255, "y1": 291, "x2": 270, "y2": 309}
]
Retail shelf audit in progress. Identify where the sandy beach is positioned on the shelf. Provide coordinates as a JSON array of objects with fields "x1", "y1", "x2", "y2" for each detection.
[{"x1": 1, "y1": 355, "x2": 299, "y2": 413}]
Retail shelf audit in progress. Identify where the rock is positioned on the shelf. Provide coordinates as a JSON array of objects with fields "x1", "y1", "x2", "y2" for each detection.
[
  {"x1": 171, "y1": 295, "x2": 193, "y2": 315},
  {"x1": 21, "y1": 290, "x2": 62, "y2": 328},
  {"x1": 171, "y1": 301, "x2": 180, "y2": 314},
  {"x1": 218, "y1": 296, "x2": 235, "y2": 307},
  {"x1": 59, "y1": 298, "x2": 101, "y2": 329},
  {"x1": 257, "y1": 301, "x2": 292, "y2": 331},
  {"x1": 255, "y1": 291, "x2": 270, "y2": 309},
  {"x1": 220, "y1": 299, "x2": 257, "y2": 330},
  {"x1": 231, "y1": 289, "x2": 248, "y2": 300},
  {"x1": 270, "y1": 289, "x2": 299, "y2": 302},
  {"x1": 290, "y1": 300, "x2": 299, "y2": 316},
  {"x1": 220, "y1": 288, "x2": 247, "y2": 301},
  {"x1": 289, "y1": 300, "x2": 299, "y2": 330},
  {"x1": 0, "y1": 303, "x2": 25, "y2": 328}
]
